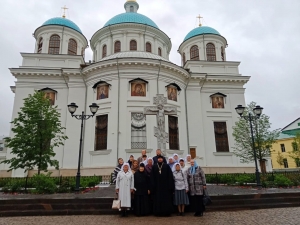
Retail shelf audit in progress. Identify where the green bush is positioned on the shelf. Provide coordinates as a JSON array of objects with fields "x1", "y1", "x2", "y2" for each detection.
[
  {"x1": 2, "y1": 179, "x2": 24, "y2": 193},
  {"x1": 274, "y1": 174, "x2": 293, "y2": 187},
  {"x1": 32, "y1": 173, "x2": 57, "y2": 194},
  {"x1": 236, "y1": 174, "x2": 255, "y2": 185},
  {"x1": 219, "y1": 174, "x2": 235, "y2": 185}
]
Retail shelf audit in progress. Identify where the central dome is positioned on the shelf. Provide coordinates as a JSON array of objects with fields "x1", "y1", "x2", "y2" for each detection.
[
  {"x1": 104, "y1": 12, "x2": 159, "y2": 29},
  {"x1": 42, "y1": 17, "x2": 82, "y2": 33}
]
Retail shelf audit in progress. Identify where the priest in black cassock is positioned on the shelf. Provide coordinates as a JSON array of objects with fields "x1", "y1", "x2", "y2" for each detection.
[{"x1": 151, "y1": 155, "x2": 175, "y2": 216}]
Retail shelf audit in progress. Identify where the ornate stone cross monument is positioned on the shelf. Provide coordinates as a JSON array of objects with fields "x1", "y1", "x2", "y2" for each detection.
[{"x1": 144, "y1": 94, "x2": 177, "y2": 154}]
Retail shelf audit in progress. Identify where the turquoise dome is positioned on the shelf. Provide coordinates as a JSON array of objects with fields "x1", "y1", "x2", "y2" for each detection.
[
  {"x1": 104, "y1": 13, "x2": 159, "y2": 29},
  {"x1": 42, "y1": 17, "x2": 82, "y2": 33},
  {"x1": 184, "y1": 26, "x2": 220, "y2": 42}
]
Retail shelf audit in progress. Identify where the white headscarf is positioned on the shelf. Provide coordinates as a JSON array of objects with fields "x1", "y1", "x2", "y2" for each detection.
[
  {"x1": 121, "y1": 162, "x2": 132, "y2": 173},
  {"x1": 185, "y1": 154, "x2": 191, "y2": 163},
  {"x1": 168, "y1": 156, "x2": 175, "y2": 163},
  {"x1": 146, "y1": 157, "x2": 153, "y2": 165},
  {"x1": 172, "y1": 162, "x2": 181, "y2": 172},
  {"x1": 179, "y1": 158, "x2": 185, "y2": 166}
]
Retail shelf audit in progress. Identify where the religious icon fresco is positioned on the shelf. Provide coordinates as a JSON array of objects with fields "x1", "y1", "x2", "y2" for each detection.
[
  {"x1": 97, "y1": 85, "x2": 109, "y2": 100},
  {"x1": 131, "y1": 82, "x2": 146, "y2": 97},
  {"x1": 167, "y1": 86, "x2": 177, "y2": 101},
  {"x1": 212, "y1": 96, "x2": 224, "y2": 108},
  {"x1": 44, "y1": 92, "x2": 55, "y2": 105}
]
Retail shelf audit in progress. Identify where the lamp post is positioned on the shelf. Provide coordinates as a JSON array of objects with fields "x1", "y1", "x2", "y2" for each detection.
[
  {"x1": 235, "y1": 104, "x2": 264, "y2": 189},
  {"x1": 67, "y1": 102, "x2": 99, "y2": 192}
]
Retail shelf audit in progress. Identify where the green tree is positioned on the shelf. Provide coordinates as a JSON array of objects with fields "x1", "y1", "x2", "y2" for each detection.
[
  {"x1": 276, "y1": 151, "x2": 284, "y2": 168},
  {"x1": 1, "y1": 91, "x2": 68, "y2": 174},
  {"x1": 289, "y1": 132, "x2": 300, "y2": 167},
  {"x1": 232, "y1": 101, "x2": 280, "y2": 171}
]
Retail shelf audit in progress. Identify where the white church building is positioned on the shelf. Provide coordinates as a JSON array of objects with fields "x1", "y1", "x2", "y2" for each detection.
[{"x1": 2, "y1": 0, "x2": 259, "y2": 177}]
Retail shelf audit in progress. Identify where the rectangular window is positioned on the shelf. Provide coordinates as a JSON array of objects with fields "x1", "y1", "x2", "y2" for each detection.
[
  {"x1": 169, "y1": 116, "x2": 179, "y2": 150},
  {"x1": 0, "y1": 143, "x2": 3, "y2": 151},
  {"x1": 280, "y1": 144, "x2": 286, "y2": 152},
  {"x1": 95, "y1": 115, "x2": 108, "y2": 150},
  {"x1": 283, "y1": 158, "x2": 289, "y2": 168},
  {"x1": 131, "y1": 113, "x2": 147, "y2": 149},
  {"x1": 214, "y1": 122, "x2": 229, "y2": 152}
]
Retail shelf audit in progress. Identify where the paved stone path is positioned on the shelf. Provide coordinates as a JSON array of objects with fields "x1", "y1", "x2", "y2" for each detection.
[
  {"x1": 0, "y1": 207, "x2": 299, "y2": 225},
  {"x1": 1, "y1": 184, "x2": 300, "y2": 199}
]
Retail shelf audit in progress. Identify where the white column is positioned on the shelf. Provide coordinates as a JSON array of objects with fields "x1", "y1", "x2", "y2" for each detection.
[{"x1": 123, "y1": 32, "x2": 127, "y2": 51}]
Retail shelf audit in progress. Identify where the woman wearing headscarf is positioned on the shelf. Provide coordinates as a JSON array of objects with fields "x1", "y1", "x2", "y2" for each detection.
[
  {"x1": 131, "y1": 160, "x2": 139, "y2": 174},
  {"x1": 145, "y1": 157, "x2": 153, "y2": 177},
  {"x1": 173, "y1": 153, "x2": 179, "y2": 163},
  {"x1": 185, "y1": 154, "x2": 192, "y2": 169},
  {"x1": 187, "y1": 159, "x2": 206, "y2": 217},
  {"x1": 134, "y1": 163, "x2": 151, "y2": 216},
  {"x1": 179, "y1": 158, "x2": 188, "y2": 175},
  {"x1": 167, "y1": 157, "x2": 176, "y2": 169},
  {"x1": 116, "y1": 163, "x2": 134, "y2": 217},
  {"x1": 173, "y1": 163, "x2": 189, "y2": 216},
  {"x1": 112, "y1": 158, "x2": 124, "y2": 184}
]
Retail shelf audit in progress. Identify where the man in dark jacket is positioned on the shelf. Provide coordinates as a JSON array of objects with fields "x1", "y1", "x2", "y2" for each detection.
[{"x1": 152, "y1": 149, "x2": 167, "y2": 164}]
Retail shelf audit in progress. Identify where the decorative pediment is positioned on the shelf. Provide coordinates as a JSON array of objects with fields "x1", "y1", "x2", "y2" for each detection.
[
  {"x1": 165, "y1": 83, "x2": 181, "y2": 91},
  {"x1": 209, "y1": 92, "x2": 227, "y2": 97},
  {"x1": 38, "y1": 87, "x2": 57, "y2": 93},
  {"x1": 129, "y1": 78, "x2": 148, "y2": 83},
  {"x1": 92, "y1": 81, "x2": 111, "y2": 89}
]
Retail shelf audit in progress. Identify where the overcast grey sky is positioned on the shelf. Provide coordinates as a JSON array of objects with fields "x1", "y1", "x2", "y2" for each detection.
[{"x1": 0, "y1": 0, "x2": 299, "y2": 136}]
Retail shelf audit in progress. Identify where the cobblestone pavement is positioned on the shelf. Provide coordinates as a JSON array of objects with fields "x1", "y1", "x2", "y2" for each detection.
[
  {"x1": 0, "y1": 207, "x2": 299, "y2": 225},
  {"x1": 1, "y1": 185, "x2": 300, "y2": 199}
]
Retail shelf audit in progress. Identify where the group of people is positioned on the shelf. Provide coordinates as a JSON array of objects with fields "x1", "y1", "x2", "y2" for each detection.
[{"x1": 112, "y1": 149, "x2": 207, "y2": 217}]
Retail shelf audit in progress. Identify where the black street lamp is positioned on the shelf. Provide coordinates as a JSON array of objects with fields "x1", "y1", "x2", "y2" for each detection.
[
  {"x1": 67, "y1": 102, "x2": 99, "y2": 192},
  {"x1": 235, "y1": 104, "x2": 264, "y2": 189}
]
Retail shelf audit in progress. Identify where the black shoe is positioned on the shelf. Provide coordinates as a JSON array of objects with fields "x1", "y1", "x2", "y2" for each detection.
[
  {"x1": 194, "y1": 213, "x2": 199, "y2": 217},
  {"x1": 120, "y1": 211, "x2": 125, "y2": 217},
  {"x1": 177, "y1": 212, "x2": 181, "y2": 216},
  {"x1": 181, "y1": 212, "x2": 185, "y2": 216},
  {"x1": 200, "y1": 212, "x2": 203, "y2": 217},
  {"x1": 124, "y1": 210, "x2": 128, "y2": 217}
]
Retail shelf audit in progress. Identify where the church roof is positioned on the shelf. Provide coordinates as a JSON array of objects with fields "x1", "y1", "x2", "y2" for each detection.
[
  {"x1": 42, "y1": 17, "x2": 82, "y2": 33},
  {"x1": 100, "y1": 51, "x2": 169, "y2": 62},
  {"x1": 183, "y1": 26, "x2": 220, "y2": 42},
  {"x1": 104, "y1": 13, "x2": 159, "y2": 29}
]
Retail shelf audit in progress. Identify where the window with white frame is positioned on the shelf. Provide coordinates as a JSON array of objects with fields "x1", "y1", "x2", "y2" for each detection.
[{"x1": 131, "y1": 113, "x2": 147, "y2": 149}]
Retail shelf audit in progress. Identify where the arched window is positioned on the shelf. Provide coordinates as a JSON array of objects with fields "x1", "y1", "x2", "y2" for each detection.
[
  {"x1": 48, "y1": 35, "x2": 60, "y2": 54},
  {"x1": 182, "y1": 53, "x2": 186, "y2": 65},
  {"x1": 114, "y1": 41, "x2": 121, "y2": 53},
  {"x1": 37, "y1": 38, "x2": 43, "y2": 53},
  {"x1": 102, "y1": 45, "x2": 107, "y2": 58},
  {"x1": 221, "y1": 46, "x2": 225, "y2": 61},
  {"x1": 158, "y1": 47, "x2": 162, "y2": 56},
  {"x1": 130, "y1": 40, "x2": 137, "y2": 51},
  {"x1": 68, "y1": 39, "x2": 77, "y2": 55},
  {"x1": 190, "y1": 45, "x2": 199, "y2": 60},
  {"x1": 146, "y1": 42, "x2": 152, "y2": 53},
  {"x1": 130, "y1": 6, "x2": 134, "y2": 12},
  {"x1": 206, "y1": 43, "x2": 216, "y2": 61}
]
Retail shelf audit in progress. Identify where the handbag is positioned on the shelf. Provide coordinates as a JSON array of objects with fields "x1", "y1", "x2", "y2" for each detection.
[
  {"x1": 112, "y1": 194, "x2": 121, "y2": 209},
  {"x1": 203, "y1": 189, "x2": 212, "y2": 206}
]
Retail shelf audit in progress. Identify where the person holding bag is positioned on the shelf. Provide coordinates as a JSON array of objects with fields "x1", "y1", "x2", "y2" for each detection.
[
  {"x1": 116, "y1": 163, "x2": 134, "y2": 217},
  {"x1": 187, "y1": 159, "x2": 207, "y2": 217},
  {"x1": 173, "y1": 163, "x2": 189, "y2": 216}
]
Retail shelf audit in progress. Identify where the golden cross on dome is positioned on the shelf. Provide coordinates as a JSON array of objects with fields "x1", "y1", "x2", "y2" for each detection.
[
  {"x1": 61, "y1": 5, "x2": 68, "y2": 18},
  {"x1": 196, "y1": 14, "x2": 203, "y2": 27}
]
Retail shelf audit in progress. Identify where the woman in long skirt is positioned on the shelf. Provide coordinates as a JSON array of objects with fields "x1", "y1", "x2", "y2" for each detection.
[
  {"x1": 187, "y1": 159, "x2": 206, "y2": 217},
  {"x1": 116, "y1": 163, "x2": 134, "y2": 217},
  {"x1": 173, "y1": 163, "x2": 189, "y2": 216},
  {"x1": 134, "y1": 163, "x2": 151, "y2": 216}
]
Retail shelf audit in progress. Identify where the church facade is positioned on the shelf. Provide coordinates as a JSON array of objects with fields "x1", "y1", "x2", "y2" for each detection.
[{"x1": 2, "y1": 0, "x2": 255, "y2": 177}]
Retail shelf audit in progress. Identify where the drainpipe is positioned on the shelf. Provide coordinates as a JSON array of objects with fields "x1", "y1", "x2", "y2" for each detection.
[
  {"x1": 60, "y1": 27, "x2": 65, "y2": 54},
  {"x1": 116, "y1": 58, "x2": 120, "y2": 162},
  {"x1": 109, "y1": 25, "x2": 113, "y2": 54},
  {"x1": 157, "y1": 60, "x2": 162, "y2": 94},
  {"x1": 80, "y1": 68, "x2": 88, "y2": 166},
  {"x1": 184, "y1": 71, "x2": 192, "y2": 153},
  {"x1": 143, "y1": 25, "x2": 147, "y2": 51}
]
